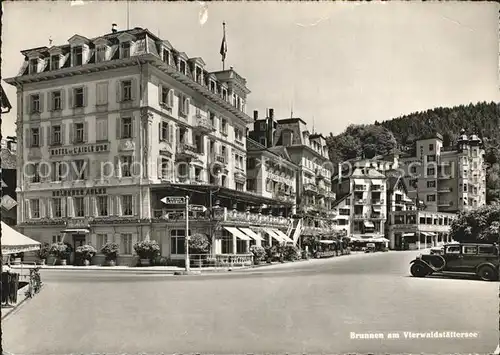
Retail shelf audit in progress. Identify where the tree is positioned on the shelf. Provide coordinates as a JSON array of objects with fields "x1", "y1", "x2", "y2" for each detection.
[
  {"x1": 189, "y1": 233, "x2": 210, "y2": 254},
  {"x1": 449, "y1": 205, "x2": 500, "y2": 243}
]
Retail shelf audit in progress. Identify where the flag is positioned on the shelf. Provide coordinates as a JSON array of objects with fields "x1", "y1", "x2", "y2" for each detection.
[{"x1": 220, "y1": 23, "x2": 227, "y2": 61}]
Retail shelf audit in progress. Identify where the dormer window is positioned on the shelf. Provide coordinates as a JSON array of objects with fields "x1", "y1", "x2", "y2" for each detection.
[
  {"x1": 50, "y1": 55, "x2": 60, "y2": 70},
  {"x1": 162, "y1": 49, "x2": 170, "y2": 64},
  {"x1": 121, "y1": 42, "x2": 130, "y2": 59},
  {"x1": 96, "y1": 46, "x2": 106, "y2": 62},
  {"x1": 73, "y1": 47, "x2": 83, "y2": 66},
  {"x1": 222, "y1": 89, "x2": 227, "y2": 101},
  {"x1": 195, "y1": 67, "x2": 203, "y2": 84},
  {"x1": 29, "y1": 59, "x2": 38, "y2": 74},
  {"x1": 210, "y1": 81, "x2": 216, "y2": 93},
  {"x1": 179, "y1": 61, "x2": 186, "y2": 75}
]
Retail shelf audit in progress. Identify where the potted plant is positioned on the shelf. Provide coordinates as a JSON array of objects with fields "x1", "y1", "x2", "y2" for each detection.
[
  {"x1": 101, "y1": 242, "x2": 119, "y2": 266},
  {"x1": 75, "y1": 245, "x2": 97, "y2": 266},
  {"x1": 189, "y1": 233, "x2": 210, "y2": 267},
  {"x1": 249, "y1": 245, "x2": 265, "y2": 265},
  {"x1": 133, "y1": 240, "x2": 161, "y2": 266},
  {"x1": 49, "y1": 242, "x2": 70, "y2": 265},
  {"x1": 37, "y1": 243, "x2": 50, "y2": 265}
]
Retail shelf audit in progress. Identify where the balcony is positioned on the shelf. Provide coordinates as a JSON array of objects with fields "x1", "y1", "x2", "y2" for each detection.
[
  {"x1": 353, "y1": 213, "x2": 369, "y2": 219},
  {"x1": 303, "y1": 183, "x2": 318, "y2": 194},
  {"x1": 175, "y1": 143, "x2": 199, "y2": 160},
  {"x1": 370, "y1": 213, "x2": 386, "y2": 219},
  {"x1": 193, "y1": 115, "x2": 216, "y2": 134},
  {"x1": 371, "y1": 185, "x2": 384, "y2": 191},
  {"x1": 234, "y1": 170, "x2": 246, "y2": 183},
  {"x1": 315, "y1": 168, "x2": 325, "y2": 180},
  {"x1": 354, "y1": 199, "x2": 367, "y2": 205},
  {"x1": 354, "y1": 185, "x2": 366, "y2": 191},
  {"x1": 372, "y1": 199, "x2": 385, "y2": 205},
  {"x1": 438, "y1": 201, "x2": 452, "y2": 207},
  {"x1": 272, "y1": 193, "x2": 295, "y2": 204},
  {"x1": 438, "y1": 187, "x2": 452, "y2": 193},
  {"x1": 324, "y1": 191, "x2": 336, "y2": 200},
  {"x1": 224, "y1": 209, "x2": 291, "y2": 228}
]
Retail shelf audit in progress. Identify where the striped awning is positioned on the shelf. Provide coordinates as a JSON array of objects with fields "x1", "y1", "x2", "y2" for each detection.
[
  {"x1": 238, "y1": 228, "x2": 263, "y2": 241},
  {"x1": 223, "y1": 227, "x2": 251, "y2": 241}
]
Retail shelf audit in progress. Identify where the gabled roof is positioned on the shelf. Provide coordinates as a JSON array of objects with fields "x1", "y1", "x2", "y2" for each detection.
[
  {"x1": 267, "y1": 146, "x2": 292, "y2": 161},
  {"x1": 386, "y1": 172, "x2": 408, "y2": 194},
  {"x1": 332, "y1": 193, "x2": 351, "y2": 208}
]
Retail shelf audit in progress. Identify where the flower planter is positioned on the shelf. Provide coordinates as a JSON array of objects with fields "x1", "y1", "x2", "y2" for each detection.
[
  {"x1": 40, "y1": 259, "x2": 46, "y2": 265},
  {"x1": 60, "y1": 259, "x2": 67, "y2": 266},
  {"x1": 83, "y1": 259, "x2": 90, "y2": 266},
  {"x1": 106, "y1": 260, "x2": 116, "y2": 267},
  {"x1": 140, "y1": 259, "x2": 151, "y2": 267},
  {"x1": 13, "y1": 258, "x2": 22, "y2": 265}
]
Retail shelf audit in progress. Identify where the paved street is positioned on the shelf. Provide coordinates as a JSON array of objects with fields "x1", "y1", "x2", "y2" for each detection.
[{"x1": 3, "y1": 250, "x2": 498, "y2": 354}]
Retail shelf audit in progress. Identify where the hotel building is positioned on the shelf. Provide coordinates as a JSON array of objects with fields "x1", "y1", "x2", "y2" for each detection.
[
  {"x1": 6, "y1": 26, "x2": 294, "y2": 266},
  {"x1": 249, "y1": 111, "x2": 337, "y2": 244}
]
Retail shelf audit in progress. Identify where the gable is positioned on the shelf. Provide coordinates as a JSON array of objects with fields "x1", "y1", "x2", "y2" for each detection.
[
  {"x1": 116, "y1": 32, "x2": 136, "y2": 42},
  {"x1": 68, "y1": 34, "x2": 90, "y2": 45},
  {"x1": 93, "y1": 37, "x2": 111, "y2": 46}
]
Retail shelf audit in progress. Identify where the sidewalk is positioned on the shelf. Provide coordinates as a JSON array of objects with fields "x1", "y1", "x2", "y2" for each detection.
[{"x1": 1, "y1": 282, "x2": 32, "y2": 321}]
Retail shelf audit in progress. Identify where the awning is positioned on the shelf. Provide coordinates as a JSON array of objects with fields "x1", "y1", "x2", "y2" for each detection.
[
  {"x1": 1, "y1": 221, "x2": 41, "y2": 255},
  {"x1": 372, "y1": 238, "x2": 390, "y2": 243},
  {"x1": 264, "y1": 228, "x2": 283, "y2": 242},
  {"x1": 272, "y1": 229, "x2": 294, "y2": 243},
  {"x1": 364, "y1": 221, "x2": 375, "y2": 228},
  {"x1": 223, "y1": 226, "x2": 251, "y2": 241},
  {"x1": 238, "y1": 228, "x2": 263, "y2": 241},
  {"x1": 319, "y1": 240, "x2": 335, "y2": 244},
  {"x1": 372, "y1": 206, "x2": 382, "y2": 212},
  {"x1": 403, "y1": 233, "x2": 415, "y2": 237},
  {"x1": 353, "y1": 179, "x2": 365, "y2": 185},
  {"x1": 61, "y1": 229, "x2": 90, "y2": 234},
  {"x1": 421, "y1": 232, "x2": 436, "y2": 237}
]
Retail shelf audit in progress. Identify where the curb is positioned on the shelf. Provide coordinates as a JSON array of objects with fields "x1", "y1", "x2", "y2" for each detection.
[{"x1": 1, "y1": 285, "x2": 42, "y2": 321}]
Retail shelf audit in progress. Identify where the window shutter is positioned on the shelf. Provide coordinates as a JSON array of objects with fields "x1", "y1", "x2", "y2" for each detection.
[
  {"x1": 61, "y1": 124, "x2": 66, "y2": 145},
  {"x1": 103, "y1": 119, "x2": 108, "y2": 140},
  {"x1": 24, "y1": 199, "x2": 31, "y2": 220},
  {"x1": 116, "y1": 81, "x2": 122, "y2": 103},
  {"x1": 40, "y1": 163, "x2": 48, "y2": 182},
  {"x1": 47, "y1": 198, "x2": 53, "y2": 218},
  {"x1": 158, "y1": 84, "x2": 163, "y2": 104},
  {"x1": 131, "y1": 116, "x2": 135, "y2": 138},
  {"x1": 116, "y1": 117, "x2": 121, "y2": 139},
  {"x1": 47, "y1": 92, "x2": 52, "y2": 112},
  {"x1": 115, "y1": 196, "x2": 122, "y2": 216},
  {"x1": 168, "y1": 123, "x2": 174, "y2": 142},
  {"x1": 176, "y1": 127, "x2": 180, "y2": 144},
  {"x1": 60, "y1": 89, "x2": 66, "y2": 110},
  {"x1": 114, "y1": 156, "x2": 120, "y2": 178},
  {"x1": 91, "y1": 196, "x2": 97, "y2": 216},
  {"x1": 68, "y1": 123, "x2": 74, "y2": 144},
  {"x1": 131, "y1": 78, "x2": 138, "y2": 101},
  {"x1": 61, "y1": 198, "x2": 66, "y2": 218},
  {"x1": 157, "y1": 156, "x2": 163, "y2": 179},
  {"x1": 39, "y1": 93, "x2": 45, "y2": 112},
  {"x1": 25, "y1": 96, "x2": 31, "y2": 113},
  {"x1": 83, "y1": 86, "x2": 88, "y2": 106},
  {"x1": 83, "y1": 121, "x2": 89, "y2": 142},
  {"x1": 25, "y1": 128, "x2": 30, "y2": 147},
  {"x1": 132, "y1": 195, "x2": 137, "y2": 216},
  {"x1": 68, "y1": 88, "x2": 74, "y2": 108},
  {"x1": 47, "y1": 126, "x2": 52, "y2": 145},
  {"x1": 108, "y1": 195, "x2": 114, "y2": 216},
  {"x1": 84, "y1": 196, "x2": 90, "y2": 216},
  {"x1": 102, "y1": 82, "x2": 109, "y2": 104},
  {"x1": 39, "y1": 126, "x2": 44, "y2": 147},
  {"x1": 67, "y1": 197, "x2": 74, "y2": 217},
  {"x1": 168, "y1": 89, "x2": 174, "y2": 107},
  {"x1": 186, "y1": 98, "x2": 190, "y2": 115},
  {"x1": 40, "y1": 198, "x2": 46, "y2": 218},
  {"x1": 158, "y1": 122, "x2": 162, "y2": 142}
]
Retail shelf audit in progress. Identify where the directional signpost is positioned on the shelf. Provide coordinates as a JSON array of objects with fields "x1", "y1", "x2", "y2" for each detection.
[{"x1": 161, "y1": 195, "x2": 190, "y2": 272}]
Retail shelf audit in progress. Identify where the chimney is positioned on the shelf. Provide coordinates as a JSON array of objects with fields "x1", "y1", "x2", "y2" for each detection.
[
  {"x1": 266, "y1": 108, "x2": 274, "y2": 148},
  {"x1": 269, "y1": 108, "x2": 274, "y2": 119},
  {"x1": 253, "y1": 110, "x2": 258, "y2": 121},
  {"x1": 112, "y1": 23, "x2": 118, "y2": 33}
]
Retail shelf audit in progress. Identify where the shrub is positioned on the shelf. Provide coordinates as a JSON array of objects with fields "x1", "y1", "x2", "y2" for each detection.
[
  {"x1": 283, "y1": 245, "x2": 301, "y2": 262},
  {"x1": 49, "y1": 243, "x2": 69, "y2": 259},
  {"x1": 134, "y1": 240, "x2": 161, "y2": 260},
  {"x1": 189, "y1": 233, "x2": 210, "y2": 254},
  {"x1": 450, "y1": 205, "x2": 500, "y2": 243},
  {"x1": 250, "y1": 245, "x2": 265, "y2": 264},
  {"x1": 152, "y1": 256, "x2": 168, "y2": 266},
  {"x1": 37, "y1": 243, "x2": 51, "y2": 260},
  {"x1": 101, "y1": 242, "x2": 119, "y2": 261},
  {"x1": 75, "y1": 245, "x2": 97, "y2": 260}
]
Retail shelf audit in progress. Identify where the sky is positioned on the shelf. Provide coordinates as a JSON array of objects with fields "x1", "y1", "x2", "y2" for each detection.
[{"x1": 1, "y1": 1, "x2": 499, "y2": 138}]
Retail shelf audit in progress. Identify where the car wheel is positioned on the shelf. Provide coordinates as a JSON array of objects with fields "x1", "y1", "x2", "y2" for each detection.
[
  {"x1": 410, "y1": 263, "x2": 429, "y2": 277},
  {"x1": 477, "y1": 265, "x2": 498, "y2": 281}
]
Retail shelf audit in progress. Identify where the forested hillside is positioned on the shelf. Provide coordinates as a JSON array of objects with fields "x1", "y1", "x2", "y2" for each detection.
[{"x1": 326, "y1": 101, "x2": 500, "y2": 204}]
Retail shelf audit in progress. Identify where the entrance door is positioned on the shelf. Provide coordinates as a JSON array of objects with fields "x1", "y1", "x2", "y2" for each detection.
[{"x1": 73, "y1": 234, "x2": 86, "y2": 265}]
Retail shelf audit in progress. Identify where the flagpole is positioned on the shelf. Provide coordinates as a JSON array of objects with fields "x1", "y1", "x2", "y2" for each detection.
[
  {"x1": 127, "y1": 0, "x2": 130, "y2": 30},
  {"x1": 222, "y1": 22, "x2": 226, "y2": 70}
]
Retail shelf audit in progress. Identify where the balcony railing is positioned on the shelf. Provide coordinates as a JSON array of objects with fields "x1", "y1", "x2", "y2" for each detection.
[
  {"x1": 272, "y1": 193, "x2": 295, "y2": 203},
  {"x1": 370, "y1": 213, "x2": 386, "y2": 219},
  {"x1": 354, "y1": 185, "x2": 366, "y2": 191},
  {"x1": 304, "y1": 183, "x2": 318, "y2": 194},
  {"x1": 353, "y1": 213, "x2": 369, "y2": 219},
  {"x1": 438, "y1": 201, "x2": 452, "y2": 207},
  {"x1": 371, "y1": 185, "x2": 384, "y2": 191},
  {"x1": 372, "y1": 199, "x2": 385, "y2": 205},
  {"x1": 438, "y1": 187, "x2": 452, "y2": 193},
  {"x1": 324, "y1": 191, "x2": 336, "y2": 199},
  {"x1": 176, "y1": 143, "x2": 199, "y2": 159},
  {"x1": 354, "y1": 199, "x2": 367, "y2": 205},
  {"x1": 193, "y1": 115, "x2": 216, "y2": 133},
  {"x1": 223, "y1": 209, "x2": 291, "y2": 227}
]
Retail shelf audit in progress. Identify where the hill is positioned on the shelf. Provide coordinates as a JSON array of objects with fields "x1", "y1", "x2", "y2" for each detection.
[{"x1": 326, "y1": 101, "x2": 500, "y2": 204}]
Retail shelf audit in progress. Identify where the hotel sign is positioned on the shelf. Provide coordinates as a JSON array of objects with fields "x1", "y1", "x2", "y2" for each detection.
[
  {"x1": 52, "y1": 188, "x2": 107, "y2": 197},
  {"x1": 50, "y1": 143, "x2": 110, "y2": 156}
]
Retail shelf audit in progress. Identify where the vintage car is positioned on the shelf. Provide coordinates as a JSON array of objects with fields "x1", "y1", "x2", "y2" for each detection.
[{"x1": 409, "y1": 242, "x2": 499, "y2": 281}]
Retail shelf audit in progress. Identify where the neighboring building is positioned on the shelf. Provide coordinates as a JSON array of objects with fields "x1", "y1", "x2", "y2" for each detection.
[
  {"x1": 5, "y1": 26, "x2": 293, "y2": 265},
  {"x1": 399, "y1": 129, "x2": 487, "y2": 213},
  {"x1": 1, "y1": 138, "x2": 18, "y2": 226},
  {"x1": 249, "y1": 109, "x2": 337, "y2": 244},
  {"x1": 1, "y1": 84, "x2": 12, "y2": 113},
  {"x1": 332, "y1": 166, "x2": 387, "y2": 239}
]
